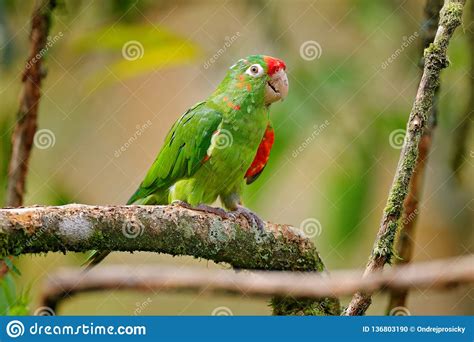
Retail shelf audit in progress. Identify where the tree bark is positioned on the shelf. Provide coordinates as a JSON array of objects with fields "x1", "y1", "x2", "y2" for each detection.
[
  {"x1": 386, "y1": 0, "x2": 444, "y2": 313},
  {"x1": 0, "y1": 203, "x2": 340, "y2": 315}
]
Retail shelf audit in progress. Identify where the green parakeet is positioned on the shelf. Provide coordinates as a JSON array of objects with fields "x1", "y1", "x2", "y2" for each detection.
[{"x1": 86, "y1": 55, "x2": 288, "y2": 267}]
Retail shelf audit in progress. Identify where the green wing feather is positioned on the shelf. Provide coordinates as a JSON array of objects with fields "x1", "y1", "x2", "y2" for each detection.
[
  {"x1": 127, "y1": 101, "x2": 222, "y2": 204},
  {"x1": 84, "y1": 102, "x2": 222, "y2": 269}
]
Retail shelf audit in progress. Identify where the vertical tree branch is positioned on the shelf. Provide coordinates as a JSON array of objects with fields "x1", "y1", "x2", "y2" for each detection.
[
  {"x1": 386, "y1": 0, "x2": 444, "y2": 313},
  {"x1": 344, "y1": 0, "x2": 466, "y2": 316},
  {"x1": 2, "y1": 0, "x2": 57, "y2": 277},
  {"x1": 5, "y1": 0, "x2": 56, "y2": 207}
]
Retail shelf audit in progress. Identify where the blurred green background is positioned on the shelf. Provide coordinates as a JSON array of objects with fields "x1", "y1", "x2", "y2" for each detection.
[{"x1": 0, "y1": 0, "x2": 472, "y2": 315}]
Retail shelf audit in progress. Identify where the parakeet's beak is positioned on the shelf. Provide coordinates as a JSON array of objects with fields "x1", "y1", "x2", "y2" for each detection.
[{"x1": 265, "y1": 69, "x2": 289, "y2": 105}]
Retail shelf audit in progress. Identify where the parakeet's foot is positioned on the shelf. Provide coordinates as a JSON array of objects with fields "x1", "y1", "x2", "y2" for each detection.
[
  {"x1": 172, "y1": 201, "x2": 230, "y2": 220},
  {"x1": 172, "y1": 200, "x2": 193, "y2": 210},
  {"x1": 233, "y1": 205, "x2": 266, "y2": 232},
  {"x1": 172, "y1": 201, "x2": 265, "y2": 231}
]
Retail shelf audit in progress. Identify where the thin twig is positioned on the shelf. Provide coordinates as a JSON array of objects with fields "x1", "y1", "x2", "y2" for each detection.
[
  {"x1": 386, "y1": 0, "x2": 444, "y2": 313},
  {"x1": 2, "y1": 0, "x2": 57, "y2": 278},
  {"x1": 5, "y1": 0, "x2": 56, "y2": 207},
  {"x1": 344, "y1": 0, "x2": 466, "y2": 316},
  {"x1": 0, "y1": 203, "x2": 340, "y2": 315},
  {"x1": 39, "y1": 254, "x2": 474, "y2": 313}
]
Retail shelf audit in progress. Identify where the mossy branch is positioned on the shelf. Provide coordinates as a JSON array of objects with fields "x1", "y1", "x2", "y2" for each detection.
[
  {"x1": 0, "y1": 203, "x2": 340, "y2": 315},
  {"x1": 386, "y1": 0, "x2": 444, "y2": 313},
  {"x1": 344, "y1": 0, "x2": 466, "y2": 316}
]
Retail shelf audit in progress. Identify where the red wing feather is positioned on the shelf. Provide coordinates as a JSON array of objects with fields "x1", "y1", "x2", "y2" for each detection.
[{"x1": 245, "y1": 125, "x2": 274, "y2": 184}]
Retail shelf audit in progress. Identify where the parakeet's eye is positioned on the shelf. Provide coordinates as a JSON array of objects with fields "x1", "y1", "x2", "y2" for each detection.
[{"x1": 246, "y1": 64, "x2": 264, "y2": 77}]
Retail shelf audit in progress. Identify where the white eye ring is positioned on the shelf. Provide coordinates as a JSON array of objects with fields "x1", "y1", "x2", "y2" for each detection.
[{"x1": 245, "y1": 64, "x2": 264, "y2": 77}]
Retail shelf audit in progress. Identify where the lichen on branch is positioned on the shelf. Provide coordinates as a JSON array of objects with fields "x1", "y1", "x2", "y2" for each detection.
[
  {"x1": 387, "y1": 0, "x2": 444, "y2": 313},
  {"x1": 344, "y1": 0, "x2": 466, "y2": 316},
  {"x1": 0, "y1": 203, "x2": 340, "y2": 315}
]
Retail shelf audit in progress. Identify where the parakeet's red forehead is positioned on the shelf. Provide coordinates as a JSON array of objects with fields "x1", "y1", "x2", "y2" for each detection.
[{"x1": 263, "y1": 56, "x2": 286, "y2": 76}]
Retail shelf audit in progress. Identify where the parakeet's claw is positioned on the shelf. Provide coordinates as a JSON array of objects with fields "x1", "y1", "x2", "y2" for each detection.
[
  {"x1": 233, "y1": 205, "x2": 266, "y2": 232},
  {"x1": 173, "y1": 201, "x2": 230, "y2": 220},
  {"x1": 195, "y1": 204, "x2": 230, "y2": 220},
  {"x1": 172, "y1": 200, "x2": 193, "y2": 209}
]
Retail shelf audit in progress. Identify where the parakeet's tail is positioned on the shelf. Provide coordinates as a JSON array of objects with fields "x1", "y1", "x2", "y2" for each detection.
[
  {"x1": 82, "y1": 250, "x2": 110, "y2": 270},
  {"x1": 83, "y1": 190, "x2": 169, "y2": 270},
  {"x1": 126, "y1": 189, "x2": 141, "y2": 205},
  {"x1": 127, "y1": 189, "x2": 169, "y2": 205}
]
